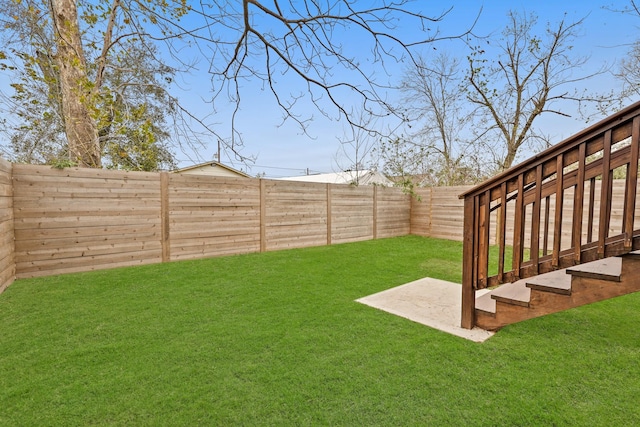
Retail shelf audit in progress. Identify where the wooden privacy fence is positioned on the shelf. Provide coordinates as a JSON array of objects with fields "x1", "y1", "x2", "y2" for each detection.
[
  {"x1": 8, "y1": 164, "x2": 411, "y2": 280},
  {"x1": 0, "y1": 159, "x2": 637, "y2": 293}
]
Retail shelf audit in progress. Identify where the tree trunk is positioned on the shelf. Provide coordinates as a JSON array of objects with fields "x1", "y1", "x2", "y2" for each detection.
[
  {"x1": 502, "y1": 145, "x2": 518, "y2": 171},
  {"x1": 51, "y1": 0, "x2": 101, "y2": 167}
]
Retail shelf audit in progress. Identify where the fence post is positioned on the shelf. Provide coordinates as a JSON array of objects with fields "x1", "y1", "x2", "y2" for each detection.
[
  {"x1": 373, "y1": 185, "x2": 378, "y2": 239},
  {"x1": 260, "y1": 179, "x2": 266, "y2": 252},
  {"x1": 0, "y1": 159, "x2": 16, "y2": 291},
  {"x1": 326, "y1": 183, "x2": 332, "y2": 245},
  {"x1": 160, "y1": 172, "x2": 170, "y2": 262},
  {"x1": 428, "y1": 187, "x2": 433, "y2": 237}
]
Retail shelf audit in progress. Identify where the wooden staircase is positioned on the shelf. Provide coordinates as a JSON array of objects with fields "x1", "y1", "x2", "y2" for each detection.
[
  {"x1": 475, "y1": 251, "x2": 640, "y2": 330},
  {"x1": 459, "y1": 101, "x2": 640, "y2": 330}
]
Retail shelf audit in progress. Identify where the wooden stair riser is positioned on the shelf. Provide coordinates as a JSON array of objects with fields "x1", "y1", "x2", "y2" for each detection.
[
  {"x1": 475, "y1": 293, "x2": 568, "y2": 330},
  {"x1": 526, "y1": 288, "x2": 576, "y2": 315},
  {"x1": 476, "y1": 288, "x2": 588, "y2": 330},
  {"x1": 562, "y1": 256, "x2": 640, "y2": 300},
  {"x1": 574, "y1": 256, "x2": 640, "y2": 300},
  {"x1": 483, "y1": 289, "x2": 576, "y2": 330},
  {"x1": 528, "y1": 278, "x2": 630, "y2": 313},
  {"x1": 569, "y1": 276, "x2": 640, "y2": 303},
  {"x1": 621, "y1": 255, "x2": 640, "y2": 278}
]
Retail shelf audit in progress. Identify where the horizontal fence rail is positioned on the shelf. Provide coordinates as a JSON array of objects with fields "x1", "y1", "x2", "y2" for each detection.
[
  {"x1": 8, "y1": 165, "x2": 412, "y2": 279},
  {"x1": 459, "y1": 101, "x2": 640, "y2": 329}
]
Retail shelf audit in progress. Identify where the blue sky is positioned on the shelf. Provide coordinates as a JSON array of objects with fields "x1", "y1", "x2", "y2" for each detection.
[
  {"x1": 180, "y1": 0, "x2": 638, "y2": 178},
  {"x1": 1, "y1": 1, "x2": 637, "y2": 176}
]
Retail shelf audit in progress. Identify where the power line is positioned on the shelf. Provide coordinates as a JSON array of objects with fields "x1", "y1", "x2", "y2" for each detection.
[
  {"x1": 174, "y1": 158, "x2": 328, "y2": 177},
  {"x1": 250, "y1": 164, "x2": 318, "y2": 172}
]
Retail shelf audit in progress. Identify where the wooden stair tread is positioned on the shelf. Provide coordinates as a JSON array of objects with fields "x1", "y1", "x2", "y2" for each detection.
[
  {"x1": 566, "y1": 257, "x2": 622, "y2": 282},
  {"x1": 491, "y1": 280, "x2": 531, "y2": 307},
  {"x1": 525, "y1": 269, "x2": 572, "y2": 295},
  {"x1": 475, "y1": 281, "x2": 532, "y2": 314}
]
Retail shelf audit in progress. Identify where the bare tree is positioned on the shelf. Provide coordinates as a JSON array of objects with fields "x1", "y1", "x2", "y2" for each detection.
[
  {"x1": 333, "y1": 110, "x2": 380, "y2": 185},
  {"x1": 615, "y1": 1, "x2": 640, "y2": 100},
  {"x1": 395, "y1": 53, "x2": 481, "y2": 186},
  {"x1": 467, "y1": 11, "x2": 601, "y2": 172},
  {"x1": 0, "y1": 0, "x2": 473, "y2": 168}
]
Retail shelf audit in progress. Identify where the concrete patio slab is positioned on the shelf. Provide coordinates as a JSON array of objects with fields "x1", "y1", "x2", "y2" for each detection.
[{"x1": 356, "y1": 277, "x2": 495, "y2": 343}]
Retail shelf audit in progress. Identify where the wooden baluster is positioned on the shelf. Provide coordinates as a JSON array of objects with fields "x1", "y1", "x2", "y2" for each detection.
[
  {"x1": 543, "y1": 195, "x2": 551, "y2": 256},
  {"x1": 598, "y1": 130, "x2": 613, "y2": 258},
  {"x1": 587, "y1": 177, "x2": 596, "y2": 243},
  {"x1": 553, "y1": 154, "x2": 564, "y2": 268},
  {"x1": 530, "y1": 165, "x2": 543, "y2": 274},
  {"x1": 472, "y1": 195, "x2": 480, "y2": 289},
  {"x1": 461, "y1": 196, "x2": 476, "y2": 329},
  {"x1": 160, "y1": 172, "x2": 170, "y2": 262},
  {"x1": 477, "y1": 190, "x2": 491, "y2": 288},
  {"x1": 623, "y1": 116, "x2": 640, "y2": 250},
  {"x1": 572, "y1": 143, "x2": 586, "y2": 264},
  {"x1": 513, "y1": 174, "x2": 525, "y2": 279},
  {"x1": 498, "y1": 182, "x2": 507, "y2": 282}
]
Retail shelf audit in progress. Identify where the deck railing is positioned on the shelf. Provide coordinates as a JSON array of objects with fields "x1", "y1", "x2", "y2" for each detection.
[{"x1": 459, "y1": 101, "x2": 640, "y2": 329}]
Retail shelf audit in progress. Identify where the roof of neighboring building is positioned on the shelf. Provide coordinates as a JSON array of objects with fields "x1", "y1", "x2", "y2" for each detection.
[
  {"x1": 173, "y1": 161, "x2": 251, "y2": 178},
  {"x1": 277, "y1": 170, "x2": 393, "y2": 186}
]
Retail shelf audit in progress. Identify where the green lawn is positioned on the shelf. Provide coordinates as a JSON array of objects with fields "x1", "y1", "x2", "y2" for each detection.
[{"x1": 1, "y1": 235, "x2": 639, "y2": 426}]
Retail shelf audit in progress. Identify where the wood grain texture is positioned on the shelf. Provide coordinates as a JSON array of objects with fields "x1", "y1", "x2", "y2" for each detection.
[
  {"x1": 13, "y1": 165, "x2": 162, "y2": 278},
  {"x1": 8, "y1": 165, "x2": 413, "y2": 278},
  {"x1": 0, "y1": 157, "x2": 14, "y2": 292}
]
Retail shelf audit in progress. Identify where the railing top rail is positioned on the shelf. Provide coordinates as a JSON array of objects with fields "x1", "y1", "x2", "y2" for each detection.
[{"x1": 459, "y1": 99, "x2": 640, "y2": 200}]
